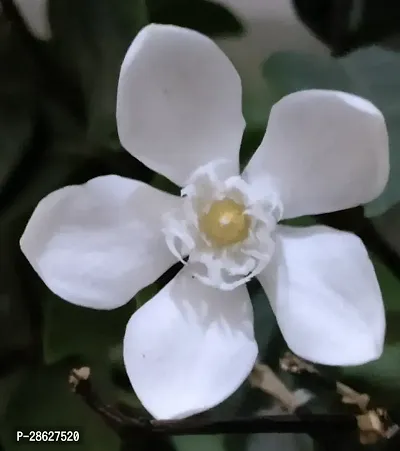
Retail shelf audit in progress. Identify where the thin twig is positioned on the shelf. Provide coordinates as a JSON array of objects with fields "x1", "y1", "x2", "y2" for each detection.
[
  {"x1": 69, "y1": 366, "x2": 357, "y2": 436},
  {"x1": 280, "y1": 352, "x2": 370, "y2": 411},
  {"x1": 280, "y1": 351, "x2": 400, "y2": 445},
  {"x1": 249, "y1": 362, "x2": 300, "y2": 412}
]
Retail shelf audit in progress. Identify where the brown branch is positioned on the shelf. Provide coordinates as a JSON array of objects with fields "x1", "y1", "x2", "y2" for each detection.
[
  {"x1": 68, "y1": 365, "x2": 357, "y2": 438},
  {"x1": 280, "y1": 351, "x2": 400, "y2": 445},
  {"x1": 249, "y1": 362, "x2": 303, "y2": 412}
]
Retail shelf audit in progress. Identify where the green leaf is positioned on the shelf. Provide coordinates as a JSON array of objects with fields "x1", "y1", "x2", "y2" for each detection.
[
  {"x1": 43, "y1": 293, "x2": 137, "y2": 365},
  {"x1": 250, "y1": 279, "x2": 280, "y2": 360},
  {"x1": 1, "y1": 151, "x2": 81, "y2": 224},
  {"x1": 135, "y1": 282, "x2": 160, "y2": 310},
  {"x1": 146, "y1": 0, "x2": 244, "y2": 38},
  {"x1": 2, "y1": 363, "x2": 120, "y2": 451},
  {"x1": 0, "y1": 215, "x2": 35, "y2": 355},
  {"x1": 262, "y1": 48, "x2": 400, "y2": 217},
  {"x1": 341, "y1": 344, "x2": 400, "y2": 403},
  {"x1": 245, "y1": 407, "x2": 313, "y2": 451},
  {"x1": 150, "y1": 173, "x2": 180, "y2": 196},
  {"x1": 47, "y1": 0, "x2": 147, "y2": 147},
  {"x1": 0, "y1": 369, "x2": 26, "y2": 422},
  {"x1": 239, "y1": 128, "x2": 265, "y2": 171},
  {"x1": 372, "y1": 254, "x2": 400, "y2": 314},
  {"x1": 173, "y1": 435, "x2": 226, "y2": 451},
  {"x1": 263, "y1": 52, "x2": 354, "y2": 97},
  {"x1": 0, "y1": 19, "x2": 36, "y2": 194},
  {"x1": 282, "y1": 216, "x2": 317, "y2": 227}
]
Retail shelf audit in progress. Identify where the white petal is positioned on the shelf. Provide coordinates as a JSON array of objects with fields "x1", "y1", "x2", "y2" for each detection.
[
  {"x1": 243, "y1": 90, "x2": 389, "y2": 219},
  {"x1": 116, "y1": 24, "x2": 245, "y2": 187},
  {"x1": 14, "y1": 0, "x2": 51, "y2": 40},
  {"x1": 123, "y1": 267, "x2": 258, "y2": 419},
  {"x1": 20, "y1": 175, "x2": 181, "y2": 309},
  {"x1": 257, "y1": 225, "x2": 385, "y2": 366}
]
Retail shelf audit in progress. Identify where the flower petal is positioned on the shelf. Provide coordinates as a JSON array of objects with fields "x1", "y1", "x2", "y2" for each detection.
[
  {"x1": 14, "y1": 0, "x2": 51, "y2": 40},
  {"x1": 123, "y1": 267, "x2": 258, "y2": 419},
  {"x1": 243, "y1": 90, "x2": 389, "y2": 219},
  {"x1": 116, "y1": 24, "x2": 245, "y2": 187},
  {"x1": 257, "y1": 225, "x2": 385, "y2": 366},
  {"x1": 20, "y1": 175, "x2": 182, "y2": 309}
]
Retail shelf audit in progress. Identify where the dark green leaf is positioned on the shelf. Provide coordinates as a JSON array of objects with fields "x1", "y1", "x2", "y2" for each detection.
[
  {"x1": 373, "y1": 201, "x2": 400, "y2": 257},
  {"x1": 150, "y1": 173, "x2": 180, "y2": 196},
  {"x1": 43, "y1": 293, "x2": 136, "y2": 365},
  {"x1": 0, "y1": 216, "x2": 35, "y2": 357},
  {"x1": 239, "y1": 128, "x2": 265, "y2": 171},
  {"x1": 2, "y1": 362, "x2": 120, "y2": 451},
  {"x1": 292, "y1": 0, "x2": 400, "y2": 56},
  {"x1": 42, "y1": 261, "x2": 163, "y2": 364},
  {"x1": 173, "y1": 436, "x2": 225, "y2": 451},
  {"x1": 372, "y1": 255, "x2": 400, "y2": 314},
  {"x1": 341, "y1": 344, "x2": 400, "y2": 404},
  {"x1": 250, "y1": 279, "x2": 280, "y2": 361},
  {"x1": 1, "y1": 150, "x2": 82, "y2": 223},
  {"x1": 262, "y1": 51, "x2": 354, "y2": 98},
  {"x1": 147, "y1": 0, "x2": 243, "y2": 38},
  {"x1": 135, "y1": 282, "x2": 160, "y2": 310},
  {"x1": 0, "y1": 19, "x2": 36, "y2": 196},
  {"x1": 0, "y1": 369, "x2": 26, "y2": 421},
  {"x1": 47, "y1": 0, "x2": 147, "y2": 146},
  {"x1": 283, "y1": 216, "x2": 317, "y2": 227}
]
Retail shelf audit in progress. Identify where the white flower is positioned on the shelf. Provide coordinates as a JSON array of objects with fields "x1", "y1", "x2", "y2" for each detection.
[
  {"x1": 20, "y1": 24, "x2": 389, "y2": 420},
  {"x1": 13, "y1": 0, "x2": 51, "y2": 40}
]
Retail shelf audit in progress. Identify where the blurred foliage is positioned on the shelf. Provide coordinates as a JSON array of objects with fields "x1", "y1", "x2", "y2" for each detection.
[
  {"x1": 46, "y1": 0, "x2": 147, "y2": 147},
  {"x1": 0, "y1": 0, "x2": 149, "y2": 448},
  {"x1": 0, "y1": 1, "x2": 400, "y2": 451},
  {"x1": 146, "y1": 0, "x2": 243, "y2": 37},
  {"x1": 0, "y1": 15, "x2": 35, "y2": 196},
  {"x1": 291, "y1": 0, "x2": 400, "y2": 56},
  {"x1": 42, "y1": 294, "x2": 136, "y2": 365},
  {"x1": 2, "y1": 362, "x2": 121, "y2": 450},
  {"x1": 174, "y1": 436, "x2": 226, "y2": 451}
]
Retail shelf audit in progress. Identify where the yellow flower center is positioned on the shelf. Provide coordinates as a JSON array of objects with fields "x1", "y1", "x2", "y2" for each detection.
[{"x1": 199, "y1": 198, "x2": 251, "y2": 248}]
